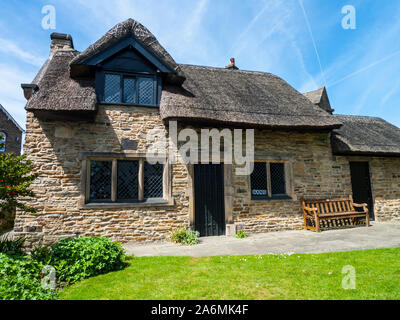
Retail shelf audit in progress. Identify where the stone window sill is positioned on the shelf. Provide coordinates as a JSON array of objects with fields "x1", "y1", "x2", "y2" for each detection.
[
  {"x1": 251, "y1": 195, "x2": 294, "y2": 202},
  {"x1": 80, "y1": 199, "x2": 175, "y2": 209}
]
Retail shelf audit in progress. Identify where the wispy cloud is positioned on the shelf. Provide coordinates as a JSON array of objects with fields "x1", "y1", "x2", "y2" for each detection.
[
  {"x1": 0, "y1": 38, "x2": 45, "y2": 67},
  {"x1": 0, "y1": 63, "x2": 34, "y2": 129},
  {"x1": 183, "y1": 0, "x2": 209, "y2": 38}
]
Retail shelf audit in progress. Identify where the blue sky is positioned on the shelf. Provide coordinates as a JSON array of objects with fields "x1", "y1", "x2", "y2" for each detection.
[{"x1": 1, "y1": 0, "x2": 399, "y2": 129}]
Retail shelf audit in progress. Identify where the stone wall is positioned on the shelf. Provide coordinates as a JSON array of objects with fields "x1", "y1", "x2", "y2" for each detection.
[
  {"x1": 232, "y1": 131, "x2": 354, "y2": 234},
  {"x1": 14, "y1": 107, "x2": 400, "y2": 246},
  {"x1": 368, "y1": 157, "x2": 400, "y2": 222},
  {"x1": 14, "y1": 106, "x2": 190, "y2": 247}
]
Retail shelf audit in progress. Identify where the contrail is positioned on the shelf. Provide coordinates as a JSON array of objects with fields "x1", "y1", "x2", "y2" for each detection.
[
  {"x1": 298, "y1": 0, "x2": 327, "y2": 88},
  {"x1": 328, "y1": 49, "x2": 400, "y2": 87}
]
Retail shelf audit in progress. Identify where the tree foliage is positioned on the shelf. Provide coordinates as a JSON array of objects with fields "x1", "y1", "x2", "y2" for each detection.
[{"x1": 0, "y1": 152, "x2": 39, "y2": 214}]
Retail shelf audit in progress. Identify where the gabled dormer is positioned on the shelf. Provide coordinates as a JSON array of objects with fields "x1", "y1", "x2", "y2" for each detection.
[
  {"x1": 69, "y1": 18, "x2": 185, "y2": 108},
  {"x1": 89, "y1": 41, "x2": 166, "y2": 107}
]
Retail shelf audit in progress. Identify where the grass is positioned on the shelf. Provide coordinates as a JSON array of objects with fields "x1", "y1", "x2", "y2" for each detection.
[{"x1": 60, "y1": 248, "x2": 400, "y2": 300}]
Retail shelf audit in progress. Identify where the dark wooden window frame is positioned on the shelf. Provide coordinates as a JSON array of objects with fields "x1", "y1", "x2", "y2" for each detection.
[
  {"x1": 79, "y1": 153, "x2": 173, "y2": 209},
  {"x1": 249, "y1": 160, "x2": 294, "y2": 201},
  {"x1": 99, "y1": 70, "x2": 161, "y2": 107}
]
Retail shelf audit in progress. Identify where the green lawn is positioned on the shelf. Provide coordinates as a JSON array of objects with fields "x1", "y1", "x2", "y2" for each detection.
[{"x1": 60, "y1": 248, "x2": 400, "y2": 300}]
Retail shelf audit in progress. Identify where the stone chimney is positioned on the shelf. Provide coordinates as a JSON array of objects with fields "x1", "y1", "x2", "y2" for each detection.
[
  {"x1": 21, "y1": 84, "x2": 38, "y2": 100},
  {"x1": 50, "y1": 33, "x2": 74, "y2": 58},
  {"x1": 225, "y1": 57, "x2": 239, "y2": 70}
]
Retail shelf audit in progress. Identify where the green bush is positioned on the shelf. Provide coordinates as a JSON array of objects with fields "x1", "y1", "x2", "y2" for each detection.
[
  {"x1": 49, "y1": 237, "x2": 126, "y2": 284},
  {"x1": 0, "y1": 236, "x2": 25, "y2": 256},
  {"x1": 235, "y1": 229, "x2": 249, "y2": 239},
  {"x1": 170, "y1": 227, "x2": 200, "y2": 246},
  {"x1": 0, "y1": 254, "x2": 56, "y2": 300},
  {"x1": 30, "y1": 244, "x2": 53, "y2": 265}
]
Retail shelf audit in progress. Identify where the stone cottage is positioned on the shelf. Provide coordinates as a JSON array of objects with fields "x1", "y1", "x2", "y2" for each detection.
[
  {"x1": 0, "y1": 104, "x2": 23, "y2": 155},
  {"x1": 14, "y1": 19, "x2": 400, "y2": 246}
]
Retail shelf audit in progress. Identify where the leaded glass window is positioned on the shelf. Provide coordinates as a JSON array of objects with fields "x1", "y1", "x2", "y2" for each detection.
[
  {"x1": 270, "y1": 163, "x2": 286, "y2": 195},
  {"x1": 90, "y1": 161, "x2": 112, "y2": 201},
  {"x1": 250, "y1": 162, "x2": 268, "y2": 200},
  {"x1": 250, "y1": 162, "x2": 288, "y2": 200},
  {"x1": 117, "y1": 161, "x2": 139, "y2": 202},
  {"x1": 123, "y1": 77, "x2": 136, "y2": 104},
  {"x1": 104, "y1": 74, "x2": 121, "y2": 103},
  {"x1": 102, "y1": 72, "x2": 157, "y2": 106},
  {"x1": 144, "y1": 162, "x2": 163, "y2": 199},
  {"x1": 138, "y1": 77, "x2": 154, "y2": 105},
  {"x1": 86, "y1": 158, "x2": 167, "y2": 205}
]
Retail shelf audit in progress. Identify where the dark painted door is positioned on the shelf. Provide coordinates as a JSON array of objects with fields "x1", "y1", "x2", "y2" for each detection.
[
  {"x1": 350, "y1": 162, "x2": 374, "y2": 220},
  {"x1": 194, "y1": 164, "x2": 225, "y2": 237}
]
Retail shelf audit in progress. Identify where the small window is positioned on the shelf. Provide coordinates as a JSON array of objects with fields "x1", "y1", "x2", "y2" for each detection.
[
  {"x1": 250, "y1": 162, "x2": 268, "y2": 200},
  {"x1": 138, "y1": 77, "x2": 155, "y2": 105},
  {"x1": 103, "y1": 72, "x2": 157, "y2": 106},
  {"x1": 117, "y1": 160, "x2": 139, "y2": 202},
  {"x1": 104, "y1": 74, "x2": 121, "y2": 104},
  {"x1": 270, "y1": 163, "x2": 286, "y2": 196},
  {"x1": 123, "y1": 77, "x2": 136, "y2": 104},
  {"x1": 90, "y1": 161, "x2": 112, "y2": 202},
  {"x1": 0, "y1": 132, "x2": 6, "y2": 152},
  {"x1": 250, "y1": 162, "x2": 289, "y2": 200},
  {"x1": 86, "y1": 157, "x2": 166, "y2": 205},
  {"x1": 144, "y1": 162, "x2": 163, "y2": 199}
]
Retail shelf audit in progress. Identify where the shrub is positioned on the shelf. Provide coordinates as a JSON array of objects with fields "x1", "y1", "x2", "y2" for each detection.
[
  {"x1": 0, "y1": 236, "x2": 25, "y2": 256},
  {"x1": 50, "y1": 237, "x2": 126, "y2": 284},
  {"x1": 235, "y1": 229, "x2": 249, "y2": 239},
  {"x1": 170, "y1": 227, "x2": 200, "y2": 246},
  {"x1": 0, "y1": 254, "x2": 57, "y2": 300},
  {"x1": 30, "y1": 244, "x2": 53, "y2": 265},
  {"x1": 0, "y1": 153, "x2": 39, "y2": 214}
]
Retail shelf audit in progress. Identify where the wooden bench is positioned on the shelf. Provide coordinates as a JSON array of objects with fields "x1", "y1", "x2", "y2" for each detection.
[{"x1": 301, "y1": 195, "x2": 370, "y2": 232}]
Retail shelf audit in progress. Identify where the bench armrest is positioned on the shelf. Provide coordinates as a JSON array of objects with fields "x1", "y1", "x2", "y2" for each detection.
[
  {"x1": 303, "y1": 206, "x2": 318, "y2": 212},
  {"x1": 303, "y1": 206, "x2": 318, "y2": 218},
  {"x1": 353, "y1": 203, "x2": 369, "y2": 212}
]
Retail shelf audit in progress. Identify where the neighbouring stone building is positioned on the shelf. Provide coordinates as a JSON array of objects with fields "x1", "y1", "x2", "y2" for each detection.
[
  {"x1": 0, "y1": 104, "x2": 23, "y2": 155},
  {"x1": 13, "y1": 19, "x2": 400, "y2": 246},
  {"x1": 0, "y1": 104, "x2": 23, "y2": 232}
]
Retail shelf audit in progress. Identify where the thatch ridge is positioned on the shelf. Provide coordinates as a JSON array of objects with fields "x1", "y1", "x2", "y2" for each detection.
[
  {"x1": 160, "y1": 64, "x2": 343, "y2": 130},
  {"x1": 70, "y1": 18, "x2": 184, "y2": 80}
]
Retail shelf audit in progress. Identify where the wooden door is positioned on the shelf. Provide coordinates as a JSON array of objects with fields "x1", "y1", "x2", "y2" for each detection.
[
  {"x1": 194, "y1": 164, "x2": 225, "y2": 236},
  {"x1": 350, "y1": 162, "x2": 374, "y2": 220}
]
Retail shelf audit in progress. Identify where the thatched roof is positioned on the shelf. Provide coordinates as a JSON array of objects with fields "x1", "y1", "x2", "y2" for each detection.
[
  {"x1": 70, "y1": 18, "x2": 184, "y2": 84},
  {"x1": 25, "y1": 50, "x2": 97, "y2": 115},
  {"x1": 332, "y1": 115, "x2": 400, "y2": 156},
  {"x1": 160, "y1": 65, "x2": 343, "y2": 130},
  {"x1": 303, "y1": 86, "x2": 334, "y2": 114}
]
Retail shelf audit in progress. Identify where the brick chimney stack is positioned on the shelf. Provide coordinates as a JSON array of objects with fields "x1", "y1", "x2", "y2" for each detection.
[
  {"x1": 225, "y1": 57, "x2": 239, "y2": 70},
  {"x1": 50, "y1": 33, "x2": 74, "y2": 58}
]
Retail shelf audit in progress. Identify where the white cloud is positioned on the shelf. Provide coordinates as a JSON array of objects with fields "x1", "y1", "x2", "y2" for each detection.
[
  {"x1": 0, "y1": 38, "x2": 45, "y2": 67},
  {"x1": 0, "y1": 64, "x2": 35, "y2": 129}
]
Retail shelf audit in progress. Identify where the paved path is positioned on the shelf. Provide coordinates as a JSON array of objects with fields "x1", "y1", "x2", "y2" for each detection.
[{"x1": 124, "y1": 222, "x2": 400, "y2": 257}]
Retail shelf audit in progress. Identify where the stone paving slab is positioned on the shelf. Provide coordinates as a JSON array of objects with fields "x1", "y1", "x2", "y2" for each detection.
[{"x1": 124, "y1": 222, "x2": 400, "y2": 257}]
